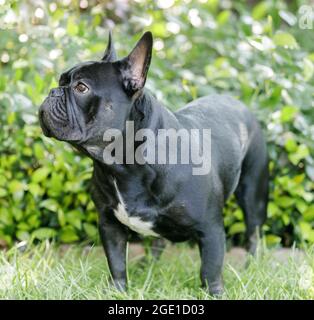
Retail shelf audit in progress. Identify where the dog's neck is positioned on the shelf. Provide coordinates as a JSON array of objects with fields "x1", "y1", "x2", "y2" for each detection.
[
  {"x1": 129, "y1": 90, "x2": 163, "y2": 132},
  {"x1": 93, "y1": 89, "x2": 179, "y2": 180}
]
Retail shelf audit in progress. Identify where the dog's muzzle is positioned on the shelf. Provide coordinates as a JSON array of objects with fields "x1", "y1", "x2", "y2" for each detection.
[
  {"x1": 39, "y1": 87, "x2": 84, "y2": 142},
  {"x1": 39, "y1": 87, "x2": 69, "y2": 136}
]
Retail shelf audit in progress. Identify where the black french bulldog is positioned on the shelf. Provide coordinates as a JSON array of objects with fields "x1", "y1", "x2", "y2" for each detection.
[{"x1": 39, "y1": 31, "x2": 269, "y2": 295}]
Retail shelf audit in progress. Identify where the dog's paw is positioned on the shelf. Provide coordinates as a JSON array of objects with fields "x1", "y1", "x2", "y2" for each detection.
[
  {"x1": 108, "y1": 277, "x2": 127, "y2": 292},
  {"x1": 202, "y1": 280, "x2": 224, "y2": 298},
  {"x1": 208, "y1": 285, "x2": 224, "y2": 298}
]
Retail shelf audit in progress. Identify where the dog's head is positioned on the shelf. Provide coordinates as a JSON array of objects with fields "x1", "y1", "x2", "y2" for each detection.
[{"x1": 39, "y1": 31, "x2": 153, "y2": 159}]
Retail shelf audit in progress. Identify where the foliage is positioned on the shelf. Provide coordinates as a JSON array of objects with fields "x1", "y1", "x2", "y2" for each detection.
[{"x1": 0, "y1": 0, "x2": 313, "y2": 247}]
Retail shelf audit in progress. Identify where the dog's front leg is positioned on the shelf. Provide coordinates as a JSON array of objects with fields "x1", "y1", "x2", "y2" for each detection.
[
  {"x1": 99, "y1": 211, "x2": 128, "y2": 291},
  {"x1": 198, "y1": 216, "x2": 225, "y2": 296}
]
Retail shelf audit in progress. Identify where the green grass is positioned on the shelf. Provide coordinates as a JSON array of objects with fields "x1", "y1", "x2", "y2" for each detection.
[{"x1": 0, "y1": 242, "x2": 313, "y2": 300}]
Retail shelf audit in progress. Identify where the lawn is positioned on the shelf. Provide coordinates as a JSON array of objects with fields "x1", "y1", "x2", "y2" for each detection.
[{"x1": 0, "y1": 242, "x2": 313, "y2": 300}]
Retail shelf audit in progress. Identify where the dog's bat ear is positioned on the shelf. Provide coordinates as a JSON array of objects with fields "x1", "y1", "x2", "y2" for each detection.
[
  {"x1": 102, "y1": 30, "x2": 117, "y2": 62},
  {"x1": 116, "y1": 31, "x2": 153, "y2": 95}
]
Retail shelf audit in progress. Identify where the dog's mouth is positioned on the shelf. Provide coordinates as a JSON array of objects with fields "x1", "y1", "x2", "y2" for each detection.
[
  {"x1": 38, "y1": 111, "x2": 52, "y2": 137},
  {"x1": 39, "y1": 99, "x2": 82, "y2": 143},
  {"x1": 39, "y1": 116, "x2": 53, "y2": 138}
]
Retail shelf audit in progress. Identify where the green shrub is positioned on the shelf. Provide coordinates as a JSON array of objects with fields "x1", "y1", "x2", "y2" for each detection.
[{"x1": 0, "y1": 0, "x2": 313, "y2": 247}]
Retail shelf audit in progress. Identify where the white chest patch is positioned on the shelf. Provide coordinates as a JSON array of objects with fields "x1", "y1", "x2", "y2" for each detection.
[{"x1": 113, "y1": 180, "x2": 159, "y2": 237}]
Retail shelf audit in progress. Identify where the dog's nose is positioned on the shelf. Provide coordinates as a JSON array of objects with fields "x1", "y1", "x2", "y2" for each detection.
[{"x1": 50, "y1": 87, "x2": 64, "y2": 97}]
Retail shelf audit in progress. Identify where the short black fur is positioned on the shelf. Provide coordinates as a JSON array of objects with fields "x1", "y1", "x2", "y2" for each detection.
[{"x1": 39, "y1": 31, "x2": 269, "y2": 295}]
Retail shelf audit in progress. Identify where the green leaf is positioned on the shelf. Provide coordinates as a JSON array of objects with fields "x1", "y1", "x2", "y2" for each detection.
[
  {"x1": 234, "y1": 209, "x2": 243, "y2": 220},
  {"x1": 48, "y1": 173, "x2": 64, "y2": 195},
  {"x1": 58, "y1": 209, "x2": 66, "y2": 227},
  {"x1": 268, "y1": 202, "x2": 281, "y2": 217},
  {"x1": 67, "y1": 17, "x2": 79, "y2": 36},
  {"x1": 276, "y1": 196, "x2": 295, "y2": 208},
  {"x1": 0, "y1": 175, "x2": 6, "y2": 187},
  {"x1": 299, "y1": 222, "x2": 314, "y2": 242},
  {"x1": 59, "y1": 226, "x2": 79, "y2": 243},
  {"x1": 217, "y1": 10, "x2": 230, "y2": 25},
  {"x1": 303, "y1": 58, "x2": 314, "y2": 81},
  {"x1": 229, "y1": 222, "x2": 245, "y2": 235},
  {"x1": 296, "y1": 199, "x2": 307, "y2": 214},
  {"x1": 273, "y1": 32, "x2": 298, "y2": 49},
  {"x1": 17, "y1": 222, "x2": 30, "y2": 231},
  {"x1": 266, "y1": 235, "x2": 281, "y2": 246},
  {"x1": 303, "y1": 205, "x2": 314, "y2": 221},
  {"x1": 28, "y1": 183, "x2": 43, "y2": 197},
  {"x1": 66, "y1": 210, "x2": 83, "y2": 230},
  {"x1": 7, "y1": 112, "x2": 16, "y2": 125},
  {"x1": 32, "y1": 228, "x2": 57, "y2": 240},
  {"x1": 83, "y1": 223, "x2": 98, "y2": 238},
  {"x1": 16, "y1": 230, "x2": 30, "y2": 241},
  {"x1": 12, "y1": 208, "x2": 23, "y2": 221},
  {"x1": 285, "y1": 138, "x2": 298, "y2": 153},
  {"x1": 8, "y1": 180, "x2": 25, "y2": 193},
  {"x1": 252, "y1": 2, "x2": 269, "y2": 20},
  {"x1": 32, "y1": 167, "x2": 50, "y2": 183},
  {"x1": 39, "y1": 199, "x2": 59, "y2": 212},
  {"x1": 33, "y1": 143, "x2": 45, "y2": 160},
  {"x1": 27, "y1": 215, "x2": 40, "y2": 229},
  {"x1": 0, "y1": 188, "x2": 7, "y2": 197},
  {"x1": 282, "y1": 213, "x2": 290, "y2": 226},
  {"x1": 280, "y1": 105, "x2": 298, "y2": 122},
  {"x1": 302, "y1": 192, "x2": 314, "y2": 203},
  {"x1": 288, "y1": 144, "x2": 310, "y2": 165},
  {"x1": 151, "y1": 22, "x2": 167, "y2": 37}
]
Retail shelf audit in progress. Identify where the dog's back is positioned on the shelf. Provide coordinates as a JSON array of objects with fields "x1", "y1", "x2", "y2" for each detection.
[{"x1": 176, "y1": 94, "x2": 258, "y2": 146}]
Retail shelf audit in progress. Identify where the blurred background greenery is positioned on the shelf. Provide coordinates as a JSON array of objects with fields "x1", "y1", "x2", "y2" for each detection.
[{"x1": 0, "y1": 0, "x2": 313, "y2": 249}]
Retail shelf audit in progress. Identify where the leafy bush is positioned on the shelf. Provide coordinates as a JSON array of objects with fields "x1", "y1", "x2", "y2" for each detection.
[{"x1": 0, "y1": 0, "x2": 313, "y2": 247}]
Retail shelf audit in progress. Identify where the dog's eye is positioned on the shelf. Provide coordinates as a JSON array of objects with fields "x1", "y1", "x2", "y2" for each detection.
[{"x1": 74, "y1": 82, "x2": 89, "y2": 94}]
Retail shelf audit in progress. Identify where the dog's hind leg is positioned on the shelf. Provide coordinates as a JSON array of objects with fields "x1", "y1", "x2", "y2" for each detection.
[
  {"x1": 150, "y1": 238, "x2": 166, "y2": 260},
  {"x1": 235, "y1": 129, "x2": 269, "y2": 255},
  {"x1": 143, "y1": 238, "x2": 166, "y2": 261}
]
